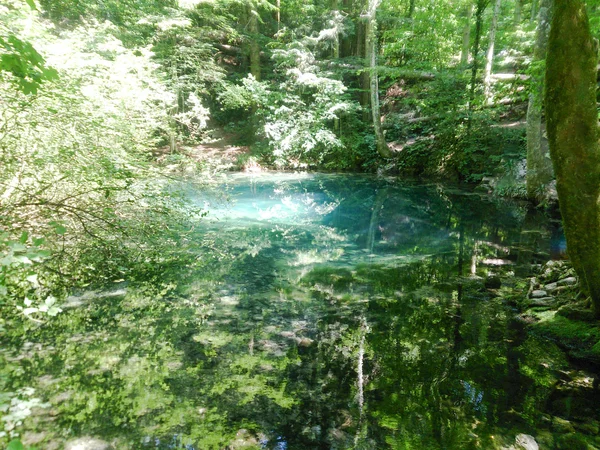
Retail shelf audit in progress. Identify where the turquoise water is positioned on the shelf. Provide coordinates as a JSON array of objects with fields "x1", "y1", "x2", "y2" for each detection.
[{"x1": 4, "y1": 173, "x2": 594, "y2": 450}]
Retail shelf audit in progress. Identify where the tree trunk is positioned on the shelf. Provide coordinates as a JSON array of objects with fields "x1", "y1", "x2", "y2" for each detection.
[
  {"x1": 341, "y1": 0, "x2": 353, "y2": 56},
  {"x1": 248, "y1": 4, "x2": 261, "y2": 81},
  {"x1": 468, "y1": 0, "x2": 488, "y2": 128},
  {"x1": 332, "y1": 0, "x2": 341, "y2": 133},
  {"x1": 530, "y1": 0, "x2": 538, "y2": 23},
  {"x1": 332, "y1": 0, "x2": 341, "y2": 59},
  {"x1": 525, "y1": 0, "x2": 553, "y2": 200},
  {"x1": 407, "y1": 0, "x2": 416, "y2": 18},
  {"x1": 357, "y1": 18, "x2": 370, "y2": 120},
  {"x1": 366, "y1": 0, "x2": 392, "y2": 158},
  {"x1": 545, "y1": 0, "x2": 600, "y2": 317},
  {"x1": 483, "y1": 0, "x2": 501, "y2": 102},
  {"x1": 460, "y1": 2, "x2": 473, "y2": 67},
  {"x1": 514, "y1": 0, "x2": 521, "y2": 24}
]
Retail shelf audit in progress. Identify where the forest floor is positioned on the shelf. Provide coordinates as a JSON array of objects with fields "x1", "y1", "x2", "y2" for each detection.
[
  {"x1": 154, "y1": 126, "x2": 252, "y2": 175},
  {"x1": 189, "y1": 127, "x2": 251, "y2": 173}
]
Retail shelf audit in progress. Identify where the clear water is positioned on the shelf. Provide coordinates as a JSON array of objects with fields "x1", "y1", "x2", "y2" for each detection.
[{"x1": 3, "y1": 173, "x2": 586, "y2": 449}]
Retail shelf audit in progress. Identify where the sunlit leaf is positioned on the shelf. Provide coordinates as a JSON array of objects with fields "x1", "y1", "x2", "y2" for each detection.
[
  {"x1": 7, "y1": 439, "x2": 25, "y2": 450},
  {"x1": 23, "y1": 307, "x2": 39, "y2": 315}
]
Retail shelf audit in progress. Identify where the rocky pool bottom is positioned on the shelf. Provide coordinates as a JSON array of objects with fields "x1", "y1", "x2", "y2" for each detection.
[{"x1": 1, "y1": 173, "x2": 599, "y2": 449}]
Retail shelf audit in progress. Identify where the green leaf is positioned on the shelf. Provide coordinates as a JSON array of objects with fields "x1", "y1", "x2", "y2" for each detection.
[
  {"x1": 23, "y1": 307, "x2": 39, "y2": 315},
  {"x1": 25, "y1": 0, "x2": 37, "y2": 10},
  {"x1": 12, "y1": 255, "x2": 32, "y2": 265},
  {"x1": 7, "y1": 438, "x2": 25, "y2": 450},
  {"x1": 19, "y1": 231, "x2": 29, "y2": 244},
  {"x1": 42, "y1": 67, "x2": 58, "y2": 80},
  {"x1": 8, "y1": 242, "x2": 27, "y2": 252},
  {"x1": 49, "y1": 221, "x2": 66, "y2": 235},
  {"x1": 47, "y1": 305, "x2": 62, "y2": 316},
  {"x1": 33, "y1": 237, "x2": 45, "y2": 246}
]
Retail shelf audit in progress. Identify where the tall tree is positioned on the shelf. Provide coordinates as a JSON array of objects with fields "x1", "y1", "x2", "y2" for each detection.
[
  {"x1": 407, "y1": 0, "x2": 416, "y2": 18},
  {"x1": 460, "y1": 2, "x2": 474, "y2": 67},
  {"x1": 247, "y1": 3, "x2": 261, "y2": 80},
  {"x1": 468, "y1": 0, "x2": 489, "y2": 127},
  {"x1": 483, "y1": 0, "x2": 501, "y2": 102},
  {"x1": 514, "y1": 0, "x2": 522, "y2": 24},
  {"x1": 545, "y1": 0, "x2": 600, "y2": 316},
  {"x1": 530, "y1": 0, "x2": 538, "y2": 22},
  {"x1": 525, "y1": 0, "x2": 553, "y2": 200},
  {"x1": 365, "y1": 0, "x2": 392, "y2": 158}
]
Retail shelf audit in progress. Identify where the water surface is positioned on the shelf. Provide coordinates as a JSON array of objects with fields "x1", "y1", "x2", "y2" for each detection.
[{"x1": 2, "y1": 173, "x2": 577, "y2": 449}]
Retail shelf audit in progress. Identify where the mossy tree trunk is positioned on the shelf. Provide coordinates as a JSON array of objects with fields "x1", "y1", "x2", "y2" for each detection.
[
  {"x1": 526, "y1": 0, "x2": 553, "y2": 200},
  {"x1": 365, "y1": 0, "x2": 392, "y2": 158},
  {"x1": 545, "y1": 0, "x2": 600, "y2": 317}
]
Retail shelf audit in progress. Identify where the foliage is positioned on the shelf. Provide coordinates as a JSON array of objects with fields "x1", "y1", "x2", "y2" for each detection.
[
  {"x1": 221, "y1": 43, "x2": 356, "y2": 167},
  {"x1": 384, "y1": 71, "x2": 525, "y2": 181},
  {"x1": 150, "y1": 11, "x2": 226, "y2": 141},
  {"x1": 0, "y1": 2, "x2": 200, "y2": 322},
  {"x1": 38, "y1": 0, "x2": 177, "y2": 28},
  {"x1": 380, "y1": 0, "x2": 466, "y2": 70},
  {"x1": 0, "y1": 1, "x2": 58, "y2": 94}
]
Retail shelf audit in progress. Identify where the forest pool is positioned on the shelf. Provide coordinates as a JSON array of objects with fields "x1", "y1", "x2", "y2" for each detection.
[{"x1": 6, "y1": 173, "x2": 596, "y2": 450}]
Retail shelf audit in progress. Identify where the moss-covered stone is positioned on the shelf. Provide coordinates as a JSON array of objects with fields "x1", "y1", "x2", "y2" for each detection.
[
  {"x1": 301, "y1": 266, "x2": 355, "y2": 290},
  {"x1": 555, "y1": 432, "x2": 592, "y2": 450},
  {"x1": 557, "y1": 304, "x2": 597, "y2": 322},
  {"x1": 533, "y1": 314, "x2": 600, "y2": 363}
]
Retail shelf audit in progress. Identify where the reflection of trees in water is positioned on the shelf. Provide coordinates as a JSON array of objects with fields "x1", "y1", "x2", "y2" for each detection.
[{"x1": 1, "y1": 176, "x2": 565, "y2": 449}]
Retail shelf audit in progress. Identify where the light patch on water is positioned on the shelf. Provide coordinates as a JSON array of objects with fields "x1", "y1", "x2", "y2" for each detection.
[{"x1": 289, "y1": 248, "x2": 344, "y2": 266}]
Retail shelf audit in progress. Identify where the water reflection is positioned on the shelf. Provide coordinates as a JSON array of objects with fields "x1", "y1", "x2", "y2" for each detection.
[{"x1": 2, "y1": 174, "x2": 586, "y2": 450}]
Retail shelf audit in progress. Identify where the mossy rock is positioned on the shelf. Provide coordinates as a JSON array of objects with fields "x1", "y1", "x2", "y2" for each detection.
[
  {"x1": 532, "y1": 314, "x2": 600, "y2": 364},
  {"x1": 301, "y1": 266, "x2": 355, "y2": 290},
  {"x1": 557, "y1": 304, "x2": 597, "y2": 322},
  {"x1": 555, "y1": 432, "x2": 593, "y2": 450},
  {"x1": 551, "y1": 396, "x2": 598, "y2": 421}
]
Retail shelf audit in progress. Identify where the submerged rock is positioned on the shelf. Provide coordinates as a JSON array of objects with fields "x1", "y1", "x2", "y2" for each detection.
[
  {"x1": 297, "y1": 337, "x2": 314, "y2": 347},
  {"x1": 573, "y1": 419, "x2": 600, "y2": 435},
  {"x1": 555, "y1": 432, "x2": 589, "y2": 450},
  {"x1": 557, "y1": 277, "x2": 577, "y2": 286},
  {"x1": 527, "y1": 297, "x2": 556, "y2": 307},
  {"x1": 484, "y1": 275, "x2": 502, "y2": 289},
  {"x1": 552, "y1": 417, "x2": 575, "y2": 434},
  {"x1": 530, "y1": 290, "x2": 548, "y2": 298},
  {"x1": 229, "y1": 429, "x2": 259, "y2": 449},
  {"x1": 64, "y1": 437, "x2": 114, "y2": 450},
  {"x1": 515, "y1": 433, "x2": 538, "y2": 450},
  {"x1": 64, "y1": 286, "x2": 127, "y2": 309}
]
